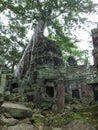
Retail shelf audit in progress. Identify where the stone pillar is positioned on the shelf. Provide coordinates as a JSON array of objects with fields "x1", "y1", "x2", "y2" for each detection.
[
  {"x1": 56, "y1": 78, "x2": 65, "y2": 112},
  {"x1": 0, "y1": 73, "x2": 6, "y2": 105},
  {"x1": 0, "y1": 73, "x2": 7, "y2": 94},
  {"x1": 92, "y1": 28, "x2": 98, "y2": 73},
  {"x1": 34, "y1": 78, "x2": 44, "y2": 108}
]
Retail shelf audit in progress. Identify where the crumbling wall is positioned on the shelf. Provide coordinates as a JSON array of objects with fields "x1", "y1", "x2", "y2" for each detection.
[
  {"x1": 91, "y1": 27, "x2": 98, "y2": 101},
  {"x1": 32, "y1": 36, "x2": 63, "y2": 68},
  {"x1": 92, "y1": 28, "x2": 98, "y2": 72},
  {"x1": 14, "y1": 35, "x2": 65, "y2": 111},
  {"x1": 65, "y1": 65, "x2": 94, "y2": 99}
]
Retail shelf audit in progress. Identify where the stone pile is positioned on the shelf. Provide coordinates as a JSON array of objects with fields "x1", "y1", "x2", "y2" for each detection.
[{"x1": 0, "y1": 102, "x2": 39, "y2": 130}]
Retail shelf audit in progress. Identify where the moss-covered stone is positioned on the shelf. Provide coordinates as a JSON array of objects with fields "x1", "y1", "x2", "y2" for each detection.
[{"x1": 1, "y1": 103, "x2": 32, "y2": 119}]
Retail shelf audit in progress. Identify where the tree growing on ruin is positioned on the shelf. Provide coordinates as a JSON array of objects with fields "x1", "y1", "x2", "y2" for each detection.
[{"x1": 0, "y1": 0, "x2": 97, "y2": 71}]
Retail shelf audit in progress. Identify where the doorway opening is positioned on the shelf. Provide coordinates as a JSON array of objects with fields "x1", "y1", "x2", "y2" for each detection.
[
  {"x1": 72, "y1": 89, "x2": 80, "y2": 99},
  {"x1": 46, "y1": 86, "x2": 54, "y2": 97},
  {"x1": 93, "y1": 85, "x2": 98, "y2": 101}
]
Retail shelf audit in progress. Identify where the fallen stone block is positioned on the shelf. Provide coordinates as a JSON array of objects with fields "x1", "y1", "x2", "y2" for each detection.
[{"x1": 1, "y1": 102, "x2": 32, "y2": 119}]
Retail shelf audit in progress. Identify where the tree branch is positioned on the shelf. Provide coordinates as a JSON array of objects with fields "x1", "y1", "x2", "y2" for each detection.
[{"x1": 35, "y1": 0, "x2": 45, "y2": 18}]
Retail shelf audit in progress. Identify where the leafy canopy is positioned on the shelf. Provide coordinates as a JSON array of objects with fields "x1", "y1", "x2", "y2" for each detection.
[{"x1": 0, "y1": 0, "x2": 97, "y2": 69}]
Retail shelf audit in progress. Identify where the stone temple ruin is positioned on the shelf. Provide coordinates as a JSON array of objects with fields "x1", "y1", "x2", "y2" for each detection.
[
  {"x1": 1, "y1": 27, "x2": 98, "y2": 111},
  {"x1": 89, "y1": 27, "x2": 98, "y2": 101},
  {"x1": 64, "y1": 27, "x2": 98, "y2": 101},
  {"x1": 28, "y1": 36, "x2": 65, "y2": 111},
  {"x1": 1, "y1": 36, "x2": 65, "y2": 111}
]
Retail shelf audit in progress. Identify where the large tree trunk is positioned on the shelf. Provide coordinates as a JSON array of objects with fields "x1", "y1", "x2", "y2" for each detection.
[{"x1": 15, "y1": 17, "x2": 46, "y2": 78}]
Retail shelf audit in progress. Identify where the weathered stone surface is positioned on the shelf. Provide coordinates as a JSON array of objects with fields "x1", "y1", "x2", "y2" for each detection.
[
  {"x1": 0, "y1": 114, "x2": 18, "y2": 126},
  {"x1": 0, "y1": 73, "x2": 7, "y2": 94},
  {"x1": 8, "y1": 123, "x2": 38, "y2": 130},
  {"x1": 52, "y1": 128, "x2": 62, "y2": 130},
  {"x1": 0, "y1": 125, "x2": 8, "y2": 130},
  {"x1": 64, "y1": 120, "x2": 95, "y2": 130},
  {"x1": 1, "y1": 103, "x2": 32, "y2": 118},
  {"x1": 3, "y1": 112, "x2": 13, "y2": 118},
  {"x1": 0, "y1": 93, "x2": 4, "y2": 106},
  {"x1": 4, "y1": 91, "x2": 11, "y2": 101}
]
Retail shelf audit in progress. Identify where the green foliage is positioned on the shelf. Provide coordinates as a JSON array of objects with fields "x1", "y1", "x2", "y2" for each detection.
[
  {"x1": 50, "y1": 34, "x2": 89, "y2": 65},
  {"x1": 0, "y1": 0, "x2": 97, "y2": 68},
  {"x1": 72, "y1": 49, "x2": 90, "y2": 65}
]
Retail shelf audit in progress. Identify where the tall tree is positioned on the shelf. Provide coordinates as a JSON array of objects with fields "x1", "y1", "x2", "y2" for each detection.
[{"x1": 0, "y1": 0, "x2": 97, "y2": 72}]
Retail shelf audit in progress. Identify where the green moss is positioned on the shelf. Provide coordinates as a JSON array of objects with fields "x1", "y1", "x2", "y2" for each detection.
[
  {"x1": 69, "y1": 111, "x2": 91, "y2": 122},
  {"x1": 34, "y1": 105, "x2": 98, "y2": 128}
]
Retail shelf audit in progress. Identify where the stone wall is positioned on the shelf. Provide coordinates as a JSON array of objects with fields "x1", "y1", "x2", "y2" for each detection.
[{"x1": 65, "y1": 65, "x2": 95, "y2": 99}]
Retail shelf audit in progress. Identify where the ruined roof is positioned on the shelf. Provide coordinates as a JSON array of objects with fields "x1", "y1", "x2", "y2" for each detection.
[
  {"x1": 32, "y1": 36, "x2": 64, "y2": 69},
  {"x1": 65, "y1": 65, "x2": 96, "y2": 81}
]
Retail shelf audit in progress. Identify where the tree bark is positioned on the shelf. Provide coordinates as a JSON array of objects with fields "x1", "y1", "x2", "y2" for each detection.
[{"x1": 15, "y1": 17, "x2": 46, "y2": 78}]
